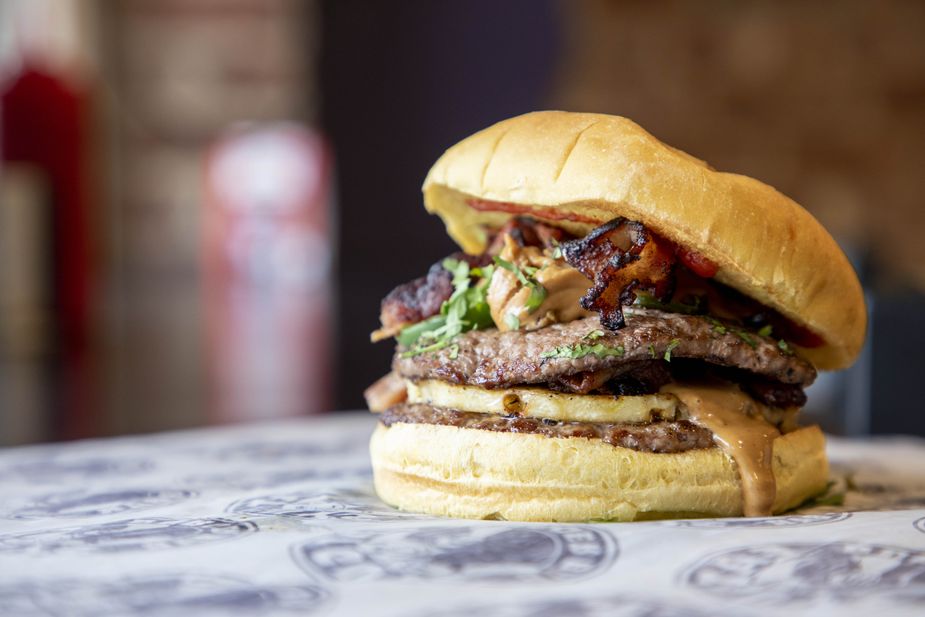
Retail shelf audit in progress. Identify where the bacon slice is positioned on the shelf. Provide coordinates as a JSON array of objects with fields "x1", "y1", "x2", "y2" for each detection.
[
  {"x1": 561, "y1": 218, "x2": 676, "y2": 330},
  {"x1": 374, "y1": 218, "x2": 569, "y2": 342},
  {"x1": 466, "y1": 199, "x2": 601, "y2": 224},
  {"x1": 486, "y1": 216, "x2": 574, "y2": 254},
  {"x1": 364, "y1": 371, "x2": 407, "y2": 412},
  {"x1": 677, "y1": 246, "x2": 719, "y2": 278},
  {"x1": 373, "y1": 260, "x2": 453, "y2": 341},
  {"x1": 374, "y1": 252, "x2": 492, "y2": 341}
]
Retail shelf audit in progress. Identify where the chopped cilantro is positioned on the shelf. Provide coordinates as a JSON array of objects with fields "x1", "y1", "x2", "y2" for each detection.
[
  {"x1": 399, "y1": 258, "x2": 496, "y2": 357},
  {"x1": 525, "y1": 283, "x2": 548, "y2": 312},
  {"x1": 540, "y1": 343, "x2": 624, "y2": 360},
  {"x1": 396, "y1": 315, "x2": 444, "y2": 347},
  {"x1": 549, "y1": 238, "x2": 563, "y2": 260},
  {"x1": 706, "y1": 317, "x2": 727, "y2": 335},
  {"x1": 800, "y1": 480, "x2": 845, "y2": 508},
  {"x1": 663, "y1": 338, "x2": 681, "y2": 362},
  {"x1": 470, "y1": 263, "x2": 494, "y2": 281},
  {"x1": 443, "y1": 257, "x2": 469, "y2": 287},
  {"x1": 734, "y1": 329, "x2": 757, "y2": 348},
  {"x1": 584, "y1": 329, "x2": 606, "y2": 340},
  {"x1": 493, "y1": 256, "x2": 527, "y2": 284},
  {"x1": 493, "y1": 255, "x2": 548, "y2": 313},
  {"x1": 810, "y1": 492, "x2": 845, "y2": 507},
  {"x1": 634, "y1": 291, "x2": 705, "y2": 315},
  {"x1": 778, "y1": 339, "x2": 794, "y2": 355},
  {"x1": 706, "y1": 316, "x2": 768, "y2": 350},
  {"x1": 648, "y1": 343, "x2": 656, "y2": 359}
]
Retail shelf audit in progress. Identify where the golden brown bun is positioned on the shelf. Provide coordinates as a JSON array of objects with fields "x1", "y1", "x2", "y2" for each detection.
[
  {"x1": 422, "y1": 111, "x2": 866, "y2": 370},
  {"x1": 370, "y1": 422, "x2": 828, "y2": 522}
]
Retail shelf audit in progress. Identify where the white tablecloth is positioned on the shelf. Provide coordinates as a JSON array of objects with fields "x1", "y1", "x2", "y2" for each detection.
[{"x1": 1, "y1": 413, "x2": 924, "y2": 616}]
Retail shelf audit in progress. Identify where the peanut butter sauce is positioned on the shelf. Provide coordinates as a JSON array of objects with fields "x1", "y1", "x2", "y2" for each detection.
[
  {"x1": 488, "y1": 235, "x2": 592, "y2": 331},
  {"x1": 663, "y1": 383, "x2": 780, "y2": 517}
]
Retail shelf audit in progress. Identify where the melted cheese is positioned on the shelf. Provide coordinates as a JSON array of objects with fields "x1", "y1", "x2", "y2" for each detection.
[
  {"x1": 663, "y1": 383, "x2": 781, "y2": 517},
  {"x1": 407, "y1": 379, "x2": 681, "y2": 424}
]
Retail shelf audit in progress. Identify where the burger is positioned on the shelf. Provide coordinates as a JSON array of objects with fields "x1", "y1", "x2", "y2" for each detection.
[{"x1": 364, "y1": 111, "x2": 866, "y2": 522}]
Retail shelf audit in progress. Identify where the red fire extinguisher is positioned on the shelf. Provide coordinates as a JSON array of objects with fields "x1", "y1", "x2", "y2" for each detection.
[{"x1": 1, "y1": 63, "x2": 96, "y2": 440}]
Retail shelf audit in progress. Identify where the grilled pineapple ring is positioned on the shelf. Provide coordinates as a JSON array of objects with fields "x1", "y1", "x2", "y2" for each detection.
[{"x1": 405, "y1": 379, "x2": 682, "y2": 424}]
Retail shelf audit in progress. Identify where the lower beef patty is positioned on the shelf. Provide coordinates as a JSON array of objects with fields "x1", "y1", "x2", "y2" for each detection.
[{"x1": 380, "y1": 403, "x2": 715, "y2": 454}]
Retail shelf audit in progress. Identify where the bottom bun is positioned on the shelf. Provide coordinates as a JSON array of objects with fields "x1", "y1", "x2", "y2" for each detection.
[{"x1": 370, "y1": 422, "x2": 828, "y2": 522}]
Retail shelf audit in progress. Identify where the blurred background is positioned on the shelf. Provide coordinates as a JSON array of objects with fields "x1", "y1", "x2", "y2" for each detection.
[{"x1": 1, "y1": 0, "x2": 923, "y2": 446}]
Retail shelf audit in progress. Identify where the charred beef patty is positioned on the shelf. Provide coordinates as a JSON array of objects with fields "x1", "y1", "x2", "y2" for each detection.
[
  {"x1": 394, "y1": 308, "x2": 816, "y2": 390},
  {"x1": 381, "y1": 403, "x2": 714, "y2": 453}
]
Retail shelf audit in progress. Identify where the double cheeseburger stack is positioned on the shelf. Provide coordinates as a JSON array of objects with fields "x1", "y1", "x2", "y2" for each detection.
[{"x1": 365, "y1": 111, "x2": 866, "y2": 522}]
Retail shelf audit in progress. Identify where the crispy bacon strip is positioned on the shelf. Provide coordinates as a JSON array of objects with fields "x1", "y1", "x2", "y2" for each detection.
[
  {"x1": 677, "y1": 246, "x2": 719, "y2": 278},
  {"x1": 561, "y1": 218, "x2": 676, "y2": 330},
  {"x1": 374, "y1": 252, "x2": 491, "y2": 342},
  {"x1": 375, "y1": 217, "x2": 569, "y2": 342},
  {"x1": 486, "y1": 216, "x2": 575, "y2": 254},
  {"x1": 374, "y1": 259, "x2": 454, "y2": 341},
  {"x1": 466, "y1": 199, "x2": 601, "y2": 224},
  {"x1": 364, "y1": 371, "x2": 407, "y2": 412}
]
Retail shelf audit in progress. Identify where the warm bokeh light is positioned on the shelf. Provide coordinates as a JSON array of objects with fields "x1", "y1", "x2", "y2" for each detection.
[{"x1": 1, "y1": 0, "x2": 923, "y2": 444}]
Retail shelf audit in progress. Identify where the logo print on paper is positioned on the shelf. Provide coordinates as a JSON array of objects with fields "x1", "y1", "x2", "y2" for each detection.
[
  {"x1": 0, "y1": 574, "x2": 329, "y2": 616},
  {"x1": 2, "y1": 457, "x2": 153, "y2": 483},
  {"x1": 407, "y1": 594, "x2": 746, "y2": 617},
  {"x1": 5, "y1": 489, "x2": 196, "y2": 520},
  {"x1": 665, "y1": 512, "x2": 852, "y2": 529},
  {"x1": 227, "y1": 488, "x2": 420, "y2": 522},
  {"x1": 682, "y1": 542, "x2": 925, "y2": 604},
  {"x1": 291, "y1": 525, "x2": 618, "y2": 583}
]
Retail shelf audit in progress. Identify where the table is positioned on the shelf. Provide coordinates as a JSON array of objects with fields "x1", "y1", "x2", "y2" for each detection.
[{"x1": 1, "y1": 413, "x2": 924, "y2": 616}]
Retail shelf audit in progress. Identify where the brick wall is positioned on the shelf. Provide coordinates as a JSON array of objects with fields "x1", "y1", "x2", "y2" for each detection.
[
  {"x1": 553, "y1": 0, "x2": 925, "y2": 287},
  {"x1": 99, "y1": 0, "x2": 316, "y2": 434}
]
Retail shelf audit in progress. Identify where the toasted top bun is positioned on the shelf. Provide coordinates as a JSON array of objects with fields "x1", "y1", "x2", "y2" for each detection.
[{"x1": 422, "y1": 111, "x2": 866, "y2": 370}]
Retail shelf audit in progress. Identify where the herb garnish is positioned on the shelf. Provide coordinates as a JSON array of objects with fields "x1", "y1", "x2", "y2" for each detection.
[
  {"x1": 549, "y1": 238, "x2": 563, "y2": 260},
  {"x1": 707, "y1": 316, "x2": 774, "y2": 350},
  {"x1": 648, "y1": 343, "x2": 656, "y2": 359},
  {"x1": 399, "y1": 258, "x2": 495, "y2": 357},
  {"x1": 634, "y1": 291, "x2": 705, "y2": 315},
  {"x1": 494, "y1": 256, "x2": 548, "y2": 312},
  {"x1": 800, "y1": 480, "x2": 845, "y2": 508},
  {"x1": 540, "y1": 343, "x2": 625, "y2": 360},
  {"x1": 706, "y1": 316, "x2": 727, "y2": 335},
  {"x1": 733, "y1": 329, "x2": 757, "y2": 348},
  {"x1": 810, "y1": 492, "x2": 846, "y2": 507},
  {"x1": 663, "y1": 338, "x2": 681, "y2": 362},
  {"x1": 584, "y1": 329, "x2": 606, "y2": 340},
  {"x1": 778, "y1": 339, "x2": 794, "y2": 355}
]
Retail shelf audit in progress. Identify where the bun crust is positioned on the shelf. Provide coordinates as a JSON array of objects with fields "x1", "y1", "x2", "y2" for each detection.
[
  {"x1": 422, "y1": 111, "x2": 866, "y2": 370},
  {"x1": 370, "y1": 422, "x2": 828, "y2": 522}
]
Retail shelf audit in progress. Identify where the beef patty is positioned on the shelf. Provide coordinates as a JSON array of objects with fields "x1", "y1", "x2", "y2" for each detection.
[
  {"x1": 394, "y1": 308, "x2": 816, "y2": 390},
  {"x1": 381, "y1": 403, "x2": 715, "y2": 454}
]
